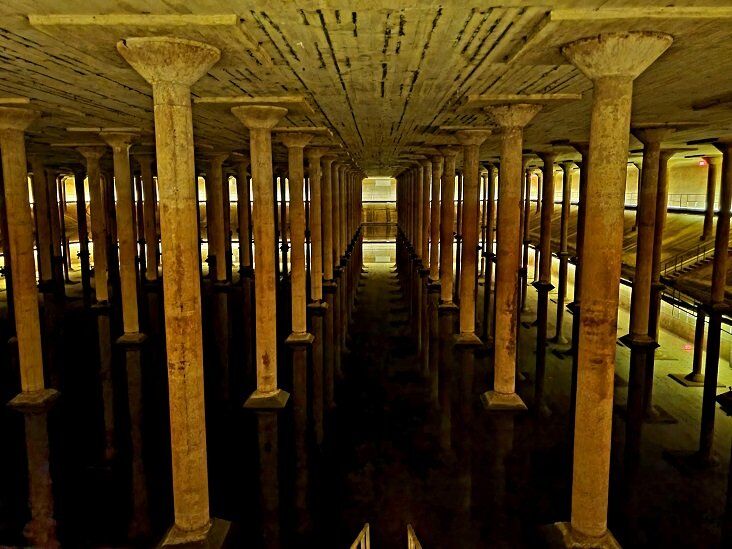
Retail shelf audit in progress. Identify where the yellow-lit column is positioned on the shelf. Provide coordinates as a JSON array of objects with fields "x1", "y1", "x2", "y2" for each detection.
[
  {"x1": 439, "y1": 147, "x2": 459, "y2": 310},
  {"x1": 552, "y1": 31, "x2": 672, "y2": 545},
  {"x1": 428, "y1": 155, "x2": 443, "y2": 286},
  {"x1": 117, "y1": 36, "x2": 225, "y2": 544},
  {"x1": 78, "y1": 147, "x2": 110, "y2": 305},
  {"x1": 135, "y1": 154, "x2": 159, "y2": 282},
  {"x1": 306, "y1": 147, "x2": 328, "y2": 307},
  {"x1": 455, "y1": 130, "x2": 491, "y2": 346},
  {"x1": 281, "y1": 132, "x2": 315, "y2": 344},
  {"x1": 1, "y1": 107, "x2": 58, "y2": 408},
  {"x1": 101, "y1": 131, "x2": 145, "y2": 344},
  {"x1": 232, "y1": 105, "x2": 290, "y2": 409},
  {"x1": 202, "y1": 152, "x2": 229, "y2": 284},
  {"x1": 481, "y1": 104, "x2": 540, "y2": 411}
]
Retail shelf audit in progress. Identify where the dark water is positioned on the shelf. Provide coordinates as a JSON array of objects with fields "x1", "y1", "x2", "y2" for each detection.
[{"x1": 0, "y1": 239, "x2": 729, "y2": 548}]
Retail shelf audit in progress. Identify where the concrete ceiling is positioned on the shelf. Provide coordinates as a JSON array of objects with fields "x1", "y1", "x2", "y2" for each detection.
[{"x1": 1, "y1": 1, "x2": 732, "y2": 175}]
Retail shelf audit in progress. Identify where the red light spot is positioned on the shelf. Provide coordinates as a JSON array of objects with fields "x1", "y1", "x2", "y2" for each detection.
[{"x1": 699, "y1": 159, "x2": 707, "y2": 166}]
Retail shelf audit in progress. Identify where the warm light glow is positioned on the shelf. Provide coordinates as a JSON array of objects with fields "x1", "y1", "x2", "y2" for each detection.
[{"x1": 698, "y1": 159, "x2": 707, "y2": 166}]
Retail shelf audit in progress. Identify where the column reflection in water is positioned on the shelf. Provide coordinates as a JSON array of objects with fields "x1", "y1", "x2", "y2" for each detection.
[
  {"x1": 124, "y1": 346, "x2": 151, "y2": 540},
  {"x1": 212, "y1": 289, "x2": 231, "y2": 403},
  {"x1": 324, "y1": 290, "x2": 335, "y2": 410},
  {"x1": 96, "y1": 311, "x2": 116, "y2": 463},
  {"x1": 291, "y1": 347, "x2": 310, "y2": 537},
  {"x1": 20, "y1": 405, "x2": 58, "y2": 548},
  {"x1": 438, "y1": 310, "x2": 454, "y2": 456},
  {"x1": 256, "y1": 411, "x2": 280, "y2": 548},
  {"x1": 311, "y1": 310, "x2": 325, "y2": 446}
]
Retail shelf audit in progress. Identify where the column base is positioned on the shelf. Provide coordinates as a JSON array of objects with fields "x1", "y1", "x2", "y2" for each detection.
[
  {"x1": 668, "y1": 372, "x2": 721, "y2": 388},
  {"x1": 8, "y1": 388, "x2": 59, "y2": 412},
  {"x1": 307, "y1": 300, "x2": 329, "y2": 313},
  {"x1": 285, "y1": 332, "x2": 315, "y2": 346},
  {"x1": 159, "y1": 518, "x2": 231, "y2": 548},
  {"x1": 545, "y1": 522, "x2": 621, "y2": 548},
  {"x1": 548, "y1": 334, "x2": 569, "y2": 345},
  {"x1": 618, "y1": 333, "x2": 658, "y2": 349},
  {"x1": 323, "y1": 280, "x2": 338, "y2": 292},
  {"x1": 243, "y1": 388, "x2": 290, "y2": 410},
  {"x1": 418, "y1": 267, "x2": 430, "y2": 277},
  {"x1": 480, "y1": 391, "x2": 527, "y2": 412},
  {"x1": 532, "y1": 280, "x2": 555, "y2": 292},
  {"x1": 427, "y1": 279, "x2": 440, "y2": 290},
  {"x1": 143, "y1": 277, "x2": 162, "y2": 290},
  {"x1": 454, "y1": 332, "x2": 484, "y2": 347},
  {"x1": 116, "y1": 332, "x2": 148, "y2": 347},
  {"x1": 91, "y1": 301, "x2": 111, "y2": 314},
  {"x1": 438, "y1": 301, "x2": 459, "y2": 313},
  {"x1": 663, "y1": 449, "x2": 720, "y2": 473},
  {"x1": 212, "y1": 280, "x2": 232, "y2": 292}
]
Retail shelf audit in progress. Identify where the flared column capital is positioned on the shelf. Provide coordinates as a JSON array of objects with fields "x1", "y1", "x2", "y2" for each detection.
[
  {"x1": 117, "y1": 37, "x2": 220, "y2": 87},
  {"x1": 561, "y1": 32, "x2": 672, "y2": 81}
]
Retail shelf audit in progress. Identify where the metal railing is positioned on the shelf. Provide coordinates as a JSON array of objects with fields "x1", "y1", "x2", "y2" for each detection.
[
  {"x1": 350, "y1": 523, "x2": 371, "y2": 549},
  {"x1": 407, "y1": 524, "x2": 423, "y2": 549},
  {"x1": 661, "y1": 240, "x2": 717, "y2": 277}
]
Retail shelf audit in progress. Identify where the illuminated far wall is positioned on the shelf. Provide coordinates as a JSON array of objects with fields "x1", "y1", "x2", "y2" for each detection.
[{"x1": 361, "y1": 176, "x2": 397, "y2": 241}]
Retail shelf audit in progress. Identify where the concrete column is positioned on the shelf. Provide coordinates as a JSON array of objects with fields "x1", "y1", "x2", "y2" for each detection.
[
  {"x1": 331, "y1": 161, "x2": 341, "y2": 274},
  {"x1": 520, "y1": 163, "x2": 532, "y2": 313},
  {"x1": 481, "y1": 104, "x2": 540, "y2": 411},
  {"x1": 78, "y1": 147, "x2": 110, "y2": 304},
  {"x1": 454, "y1": 169, "x2": 464, "y2": 301},
  {"x1": 322, "y1": 156, "x2": 335, "y2": 283},
  {"x1": 623, "y1": 127, "x2": 671, "y2": 455},
  {"x1": 698, "y1": 138, "x2": 732, "y2": 464},
  {"x1": 202, "y1": 153, "x2": 228, "y2": 284},
  {"x1": 455, "y1": 130, "x2": 491, "y2": 346},
  {"x1": 233, "y1": 156, "x2": 252, "y2": 277},
  {"x1": 28, "y1": 157, "x2": 53, "y2": 287},
  {"x1": 532, "y1": 151, "x2": 556, "y2": 411},
  {"x1": 231, "y1": 105, "x2": 290, "y2": 410},
  {"x1": 701, "y1": 156, "x2": 720, "y2": 241},
  {"x1": 414, "y1": 163, "x2": 424, "y2": 261},
  {"x1": 553, "y1": 31, "x2": 672, "y2": 546},
  {"x1": 136, "y1": 154, "x2": 159, "y2": 281},
  {"x1": 552, "y1": 161, "x2": 574, "y2": 343},
  {"x1": 481, "y1": 163, "x2": 497, "y2": 342},
  {"x1": 100, "y1": 131, "x2": 144, "y2": 343},
  {"x1": 45, "y1": 168, "x2": 64, "y2": 290},
  {"x1": 339, "y1": 164, "x2": 348, "y2": 261},
  {"x1": 421, "y1": 159, "x2": 432, "y2": 267},
  {"x1": 117, "y1": 36, "x2": 223, "y2": 544},
  {"x1": 439, "y1": 148, "x2": 459, "y2": 309},
  {"x1": 429, "y1": 155, "x2": 443, "y2": 285},
  {"x1": 0, "y1": 106, "x2": 58, "y2": 407},
  {"x1": 281, "y1": 132, "x2": 314, "y2": 345},
  {"x1": 73, "y1": 168, "x2": 92, "y2": 306},
  {"x1": 306, "y1": 148, "x2": 327, "y2": 305}
]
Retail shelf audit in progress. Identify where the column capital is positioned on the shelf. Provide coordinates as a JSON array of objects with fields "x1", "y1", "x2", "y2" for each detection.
[
  {"x1": 660, "y1": 147, "x2": 694, "y2": 162},
  {"x1": 537, "y1": 150, "x2": 556, "y2": 166},
  {"x1": 77, "y1": 145, "x2": 107, "y2": 163},
  {"x1": 231, "y1": 105, "x2": 288, "y2": 130},
  {"x1": 279, "y1": 132, "x2": 314, "y2": 149},
  {"x1": 230, "y1": 151, "x2": 250, "y2": 169},
  {"x1": 439, "y1": 146, "x2": 461, "y2": 158},
  {"x1": 561, "y1": 32, "x2": 672, "y2": 81},
  {"x1": 568, "y1": 141, "x2": 590, "y2": 158},
  {"x1": 454, "y1": 129, "x2": 492, "y2": 147},
  {"x1": 134, "y1": 153, "x2": 155, "y2": 167},
  {"x1": 100, "y1": 130, "x2": 138, "y2": 151},
  {"x1": 631, "y1": 125, "x2": 675, "y2": 146},
  {"x1": 485, "y1": 103, "x2": 542, "y2": 130},
  {"x1": 560, "y1": 160, "x2": 575, "y2": 171},
  {"x1": 0, "y1": 106, "x2": 39, "y2": 132},
  {"x1": 202, "y1": 152, "x2": 229, "y2": 167},
  {"x1": 117, "y1": 37, "x2": 220, "y2": 87},
  {"x1": 306, "y1": 146, "x2": 330, "y2": 161}
]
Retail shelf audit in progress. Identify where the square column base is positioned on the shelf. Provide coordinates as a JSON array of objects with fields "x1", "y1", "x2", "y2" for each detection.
[
  {"x1": 116, "y1": 332, "x2": 148, "y2": 347},
  {"x1": 480, "y1": 391, "x2": 527, "y2": 412},
  {"x1": 545, "y1": 522, "x2": 620, "y2": 549},
  {"x1": 243, "y1": 389, "x2": 290, "y2": 410},
  {"x1": 668, "y1": 372, "x2": 721, "y2": 388},
  {"x1": 285, "y1": 332, "x2": 315, "y2": 346},
  {"x1": 307, "y1": 301, "x2": 329, "y2": 313},
  {"x1": 8, "y1": 388, "x2": 59, "y2": 413},
  {"x1": 454, "y1": 332, "x2": 484, "y2": 347},
  {"x1": 438, "y1": 301, "x2": 459, "y2": 313},
  {"x1": 159, "y1": 518, "x2": 231, "y2": 548}
]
